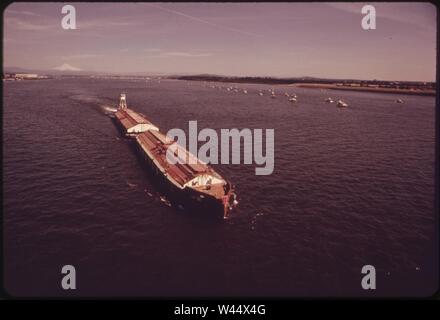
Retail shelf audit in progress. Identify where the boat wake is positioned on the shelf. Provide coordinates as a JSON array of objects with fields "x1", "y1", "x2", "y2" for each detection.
[
  {"x1": 102, "y1": 105, "x2": 118, "y2": 114},
  {"x1": 69, "y1": 94, "x2": 117, "y2": 116},
  {"x1": 126, "y1": 181, "x2": 138, "y2": 188},
  {"x1": 144, "y1": 188, "x2": 173, "y2": 208}
]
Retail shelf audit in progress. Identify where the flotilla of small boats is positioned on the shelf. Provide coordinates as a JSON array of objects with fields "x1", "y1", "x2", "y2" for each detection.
[{"x1": 198, "y1": 82, "x2": 357, "y2": 108}]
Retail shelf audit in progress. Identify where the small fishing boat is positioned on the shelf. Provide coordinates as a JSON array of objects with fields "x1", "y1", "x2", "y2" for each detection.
[
  {"x1": 337, "y1": 100, "x2": 348, "y2": 108},
  {"x1": 325, "y1": 97, "x2": 334, "y2": 103}
]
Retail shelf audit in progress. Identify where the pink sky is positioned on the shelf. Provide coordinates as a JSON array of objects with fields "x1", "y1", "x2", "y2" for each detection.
[{"x1": 3, "y1": 2, "x2": 437, "y2": 81}]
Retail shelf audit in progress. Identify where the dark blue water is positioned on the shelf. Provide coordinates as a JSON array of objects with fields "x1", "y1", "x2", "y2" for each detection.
[{"x1": 3, "y1": 78, "x2": 437, "y2": 297}]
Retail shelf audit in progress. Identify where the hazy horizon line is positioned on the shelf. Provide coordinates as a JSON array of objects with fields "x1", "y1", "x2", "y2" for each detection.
[{"x1": 4, "y1": 65, "x2": 435, "y2": 83}]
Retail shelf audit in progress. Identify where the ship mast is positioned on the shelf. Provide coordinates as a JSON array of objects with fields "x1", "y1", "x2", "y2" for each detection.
[{"x1": 119, "y1": 93, "x2": 127, "y2": 110}]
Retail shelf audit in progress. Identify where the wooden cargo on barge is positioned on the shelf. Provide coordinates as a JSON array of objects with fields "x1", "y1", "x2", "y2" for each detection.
[
  {"x1": 113, "y1": 94, "x2": 159, "y2": 136},
  {"x1": 112, "y1": 94, "x2": 237, "y2": 218}
]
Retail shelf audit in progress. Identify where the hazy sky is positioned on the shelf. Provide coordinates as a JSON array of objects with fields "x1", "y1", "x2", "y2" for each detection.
[{"x1": 4, "y1": 2, "x2": 437, "y2": 81}]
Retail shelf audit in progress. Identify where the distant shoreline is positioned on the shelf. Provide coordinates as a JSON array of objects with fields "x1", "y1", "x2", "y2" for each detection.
[
  {"x1": 173, "y1": 75, "x2": 435, "y2": 96},
  {"x1": 294, "y1": 83, "x2": 436, "y2": 96}
]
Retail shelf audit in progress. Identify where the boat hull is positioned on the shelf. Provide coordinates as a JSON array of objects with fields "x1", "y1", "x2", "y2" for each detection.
[
  {"x1": 131, "y1": 139, "x2": 232, "y2": 219},
  {"x1": 111, "y1": 114, "x2": 235, "y2": 219}
]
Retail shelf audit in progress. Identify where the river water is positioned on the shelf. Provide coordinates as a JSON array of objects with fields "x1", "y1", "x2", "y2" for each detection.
[{"x1": 3, "y1": 78, "x2": 437, "y2": 297}]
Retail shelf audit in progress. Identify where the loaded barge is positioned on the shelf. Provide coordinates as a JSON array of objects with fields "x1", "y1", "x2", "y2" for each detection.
[{"x1": 112, "y1": 94, "x2": 237, "y2": 218}]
